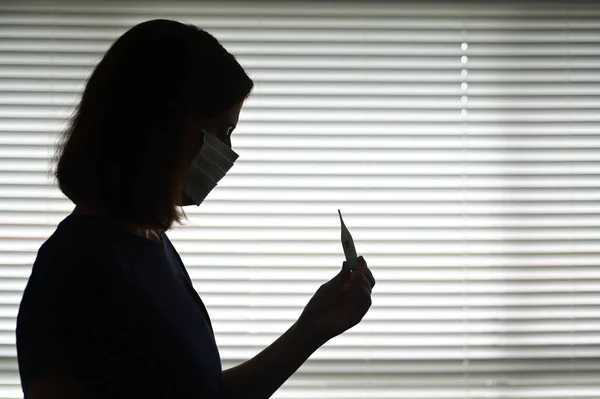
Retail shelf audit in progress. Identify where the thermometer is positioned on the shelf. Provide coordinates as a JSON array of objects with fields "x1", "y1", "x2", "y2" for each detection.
[{"x1": 338, "y1": 209, "x2": 358, "y2": 270}]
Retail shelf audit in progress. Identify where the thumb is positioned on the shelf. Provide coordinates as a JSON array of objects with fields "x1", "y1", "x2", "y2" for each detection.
[
  {"x1": 341, "y1": 269, "x2": 363, "y2": 294},
  {"x1": 328, "y1": 262, "x2": 352, "y2": 288}
]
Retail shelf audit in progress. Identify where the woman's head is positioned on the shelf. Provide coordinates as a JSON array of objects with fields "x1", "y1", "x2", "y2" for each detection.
[{"x1": 55, "y1": 19, "x2": 253, "y2": 231}]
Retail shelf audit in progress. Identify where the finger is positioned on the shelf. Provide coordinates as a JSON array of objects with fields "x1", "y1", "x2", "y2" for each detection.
[
  {"x1": 355, "y1": 271, "x2": 372, "y2": 294},
  {"x1": 344, "y1": 271, "x2": 372, "y2": 295},
  {"x1": 355, "y1": 256, "x2": 375, "y2": 288},
  {"x1": 353, "y1": 277, "x2": 373, "y2": 312},
  {"x1": 327, "y1": 263, "x2": 352, "y2": 289},
  {"x1": 357, "y1": 257, "x2": 375, "y2": 287},
  {"x1": 342, "y1": 270, "x2": 362, "y2": 293}
]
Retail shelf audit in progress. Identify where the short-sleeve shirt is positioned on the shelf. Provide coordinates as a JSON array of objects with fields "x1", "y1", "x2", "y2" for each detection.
[{"x1": 16, "y1": 214, "x2": 222, "y2": 398}]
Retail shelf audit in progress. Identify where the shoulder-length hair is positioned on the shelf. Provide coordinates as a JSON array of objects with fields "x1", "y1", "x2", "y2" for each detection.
[{"x1": 55, "y1": 19, "x2": 253, "y2": 231}]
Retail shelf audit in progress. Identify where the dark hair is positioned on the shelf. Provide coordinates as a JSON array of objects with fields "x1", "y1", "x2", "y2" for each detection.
[{"x1": 55, "y1": 19, "x2": 253, "y2": 231}]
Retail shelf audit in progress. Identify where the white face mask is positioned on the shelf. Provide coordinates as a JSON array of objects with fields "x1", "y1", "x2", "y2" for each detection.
[{"x1": 183, "y1": 129, "x2": 239, "y2": 206}]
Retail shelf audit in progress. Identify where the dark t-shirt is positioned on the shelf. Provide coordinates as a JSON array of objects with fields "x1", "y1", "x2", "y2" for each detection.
[{"x1": 16, "y1": 214, "x2": 222, "y2": 398}]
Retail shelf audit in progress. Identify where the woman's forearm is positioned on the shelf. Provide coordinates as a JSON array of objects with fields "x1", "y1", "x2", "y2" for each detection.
[{"x1": 221, "y1": 322, "x2": 325, "y2": 399}]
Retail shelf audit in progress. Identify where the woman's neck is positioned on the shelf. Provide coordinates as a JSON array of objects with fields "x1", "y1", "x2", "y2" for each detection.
[{"x1": 72, "y1": 203, "x2": 161, "y2": 241}]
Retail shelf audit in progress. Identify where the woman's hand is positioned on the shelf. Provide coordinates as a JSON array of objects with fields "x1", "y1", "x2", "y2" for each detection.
[{"x1": 296, "y1": 256, "x2": 375, "y2": 345}]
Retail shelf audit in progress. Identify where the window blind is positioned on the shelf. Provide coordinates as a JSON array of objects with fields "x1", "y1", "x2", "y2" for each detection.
[{"x1": 0, "y1": 1, "x2": 599, "y2": 398}]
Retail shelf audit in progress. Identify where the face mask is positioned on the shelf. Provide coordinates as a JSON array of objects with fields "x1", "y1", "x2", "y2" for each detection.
[{"x1": 183, "y1": 129, "x2": 239, "y2": 206}]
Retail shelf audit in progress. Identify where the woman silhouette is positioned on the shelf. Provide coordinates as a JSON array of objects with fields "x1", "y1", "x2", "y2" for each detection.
[{"x1": 16, "y1": 19, "x2": 375, "y2": 399}]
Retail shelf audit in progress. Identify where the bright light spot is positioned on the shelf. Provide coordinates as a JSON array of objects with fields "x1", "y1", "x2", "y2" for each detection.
[
  {"x1": 461, "y1": 55, "x2": 469, "y2": 64},
  {"x1": 461, "y1": 42, "x2": 469, "y2": 51},
  {"x1": 461, "y1": 82, "x2": 469, "y2": 90}
]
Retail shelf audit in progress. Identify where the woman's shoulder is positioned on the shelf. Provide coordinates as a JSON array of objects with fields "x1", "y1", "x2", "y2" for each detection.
[
  {"x1": 34, "y1": 214, "x2": 118, "y2": 276},
  {"x1": 18, "y1": 216, "x2": 121, "y2": 333},
  {"x1": 37, "y1": 213, "x2": 163, "y2": 270},
  {"x1": 29, "y1": 213, "x2": 172, "y2": 296}
]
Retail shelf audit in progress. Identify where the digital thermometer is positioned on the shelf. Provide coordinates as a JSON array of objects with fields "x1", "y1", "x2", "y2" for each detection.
[{"x1": 338, "y1": 209, "x2": 358, "y2": 270}]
